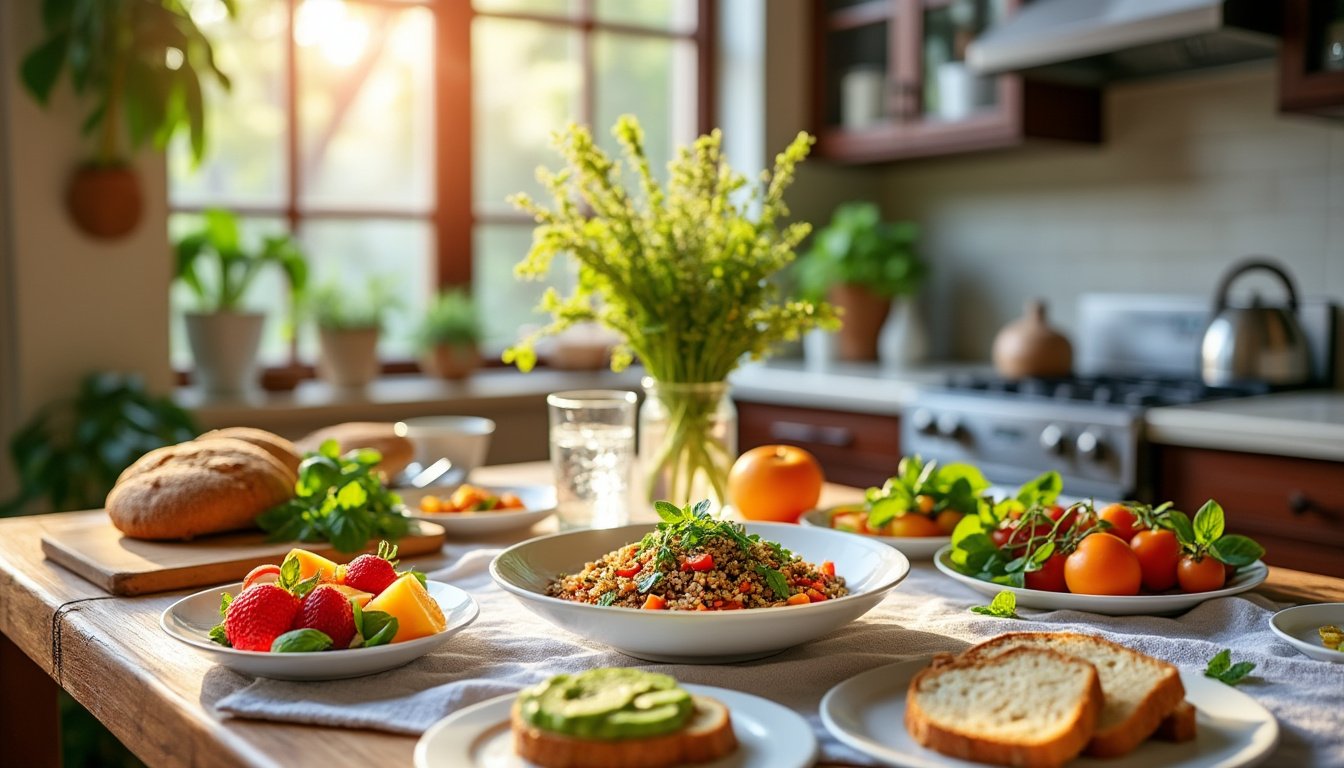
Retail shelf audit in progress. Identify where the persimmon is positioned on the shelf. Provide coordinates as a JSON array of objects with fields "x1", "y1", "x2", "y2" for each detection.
[
  {"x1": 728, "y1": 445, "x2": 824, "y2": 523},
  {"x1": 1064, "y1": 533, "x2": 1141, "y2": 596}
]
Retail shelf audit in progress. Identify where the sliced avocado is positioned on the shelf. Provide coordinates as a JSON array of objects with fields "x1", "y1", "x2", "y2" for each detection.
[
  {"x1": 600, "y1": 702, "x2": 693, "y2": 739},
  {"x1": 520, "y1": 668, "x2": 690, "y2": 739}
]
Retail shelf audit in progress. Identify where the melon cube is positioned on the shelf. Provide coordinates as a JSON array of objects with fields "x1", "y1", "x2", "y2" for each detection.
[
  {"x1": 363, "y1": 574, "x2": 446, "y2": 643},
  {"x1": 286, "y1": 548, "x2": 340, "y2": 582},
  {"x1": 327, "y1": 584, "x2": 374, "y2": 608}
]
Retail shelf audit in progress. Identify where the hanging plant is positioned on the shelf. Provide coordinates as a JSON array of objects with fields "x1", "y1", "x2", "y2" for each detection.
[{"x1": 19, "y1": 0, "x2": 234, "y2": 239}]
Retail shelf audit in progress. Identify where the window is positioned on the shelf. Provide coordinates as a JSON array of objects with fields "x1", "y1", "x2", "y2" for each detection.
[{"x1": 169, "y1": 0, "x2": 712, "y2": 370}]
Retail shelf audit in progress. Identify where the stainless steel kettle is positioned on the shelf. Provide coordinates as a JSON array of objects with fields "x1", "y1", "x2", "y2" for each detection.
[{"x1": 1200, "y1": 259, "x2": 1312, "y2": 387}]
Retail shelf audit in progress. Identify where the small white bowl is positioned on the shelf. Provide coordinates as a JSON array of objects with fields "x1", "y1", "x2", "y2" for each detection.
[
  {"x1": 395, "y1": 415, "x2": 495, "y2": 479},
  {"x1": 800, "y1": 507, "x2": 950, "y2": 559},
  {"x1": 490, "y1": 522, "x2": 910, "y2": 663},
  {"x1": 161, "y1": 580, "x2": 479, "y2": 680},
  {"x1": 1270, "y1": 603, "x2": 1344, "y2": 663},
  {"x1": 399, "y1": 484, "x2": 558, "y2": 536}
]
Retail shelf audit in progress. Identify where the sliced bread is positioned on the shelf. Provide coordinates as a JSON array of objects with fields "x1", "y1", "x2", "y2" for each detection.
[
  {"x1": 961, "y1": 631, "x2": 1185, "y2": 758},
  {"x1": 1154, "y1": 700, "x2": 1197, "y2": 744},
  {"x1": 511, "y1": 694, "x2": 736, "y2": 768},
  {"x1": 905, "y1": 647, "x2": 1103, "y2": 768}
]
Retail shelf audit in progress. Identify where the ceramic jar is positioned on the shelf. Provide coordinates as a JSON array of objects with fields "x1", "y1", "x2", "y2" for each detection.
[{"x1": 992, "y1": 299, "x2": 1072, "y2": 379}]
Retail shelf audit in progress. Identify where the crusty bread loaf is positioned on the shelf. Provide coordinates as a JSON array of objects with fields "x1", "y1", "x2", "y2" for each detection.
[
  {"x1": 107, "y1": 438, "x2": 295, "y2": 540},
  {"x1": 295, "y1": 422, "x2": 414, "y2": 479},
  {"x1": 511, "y1": 694, "x2": 736, "y2": 768},
  {"x1": 905, "y1": 648, "x2": 1102, "y2": 768},
  {"x1": 196, "y1": 427, "x2": 301, "y2": 476},
  {"x1": 961, "y1": 632, "x2": 1185, "y2": 758},
  {"x1": 1154, "y1": 700, "x2": 1197, "y2": 743}
]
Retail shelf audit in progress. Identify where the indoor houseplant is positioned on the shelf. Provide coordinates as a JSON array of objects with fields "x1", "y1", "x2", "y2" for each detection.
[
  {"x1": 175, "y1": 209, "x2": 308, "y2": 395},
  {"x1": 20, "y1": 0, "x2": 234, "y2": 239},
  {"x1": 506, "y1": 116, "x2": 838, "y2": 508},
  {"x1": 310, "y1": 279, "x2": 397, "y2": 389},
  {"x1": 796, "y1": 201, "x2": 924, "y2": 360},
  {"x1": 416, "y1": 288, "x2": 483, "y2": 381}
]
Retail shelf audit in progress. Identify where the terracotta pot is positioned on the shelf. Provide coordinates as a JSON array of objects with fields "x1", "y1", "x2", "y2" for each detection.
[
  {"x1": 423, "y1": 342, "x2": 481, "y2": 381},
  {"x1": 992, "y1": 299, "x2": 1073, "y2": 379},
  {"x1": 260, "y1": 363, "x2": 307, "y2": 392},
  {"x1": 67, "y1": 164, "x2": 143, "y2": 240},
  {"x1": 828, "y1": 283, "x2": 893, "y2": 361},
  {"x1": 184, "y1": 311, "x2": 266, "y2": 396},
  {"x1": 318, "y1": 327, "x2": 380, "y2": 388}
]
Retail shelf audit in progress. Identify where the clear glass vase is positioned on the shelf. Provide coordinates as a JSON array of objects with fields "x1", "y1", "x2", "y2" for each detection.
[{"x1": 638, "y1": 377, "x2": 737, "y2": 511}]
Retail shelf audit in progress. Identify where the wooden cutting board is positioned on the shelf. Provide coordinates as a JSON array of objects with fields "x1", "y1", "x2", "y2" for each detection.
[{"x1": 40, "y1": 510, "x2": 447, "y2": 596}]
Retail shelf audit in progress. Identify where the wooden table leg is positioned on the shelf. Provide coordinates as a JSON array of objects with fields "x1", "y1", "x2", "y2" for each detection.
[{"x1": 0, "y1": 632, "x2": 60, "y2": 768}]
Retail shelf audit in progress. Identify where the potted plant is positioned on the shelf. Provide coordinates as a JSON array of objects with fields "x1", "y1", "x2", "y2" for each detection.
[
  {"x1": 416, "y1": 288, "x2": 483, "y2": 381},
  {"x1": 175, "y1": 209, "x2": 308, "y2": 395},
  {"x1": 796, "y1": 202, "x2": 925, "y2": 361},
  {"x1": 20, "y1": 0, "x2": 233, "y2": 239},
  {"x1": 310, "y1": 279, "x2": 397, "y2": 389}
]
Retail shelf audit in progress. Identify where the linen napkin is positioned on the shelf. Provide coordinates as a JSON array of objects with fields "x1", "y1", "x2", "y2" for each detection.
[{"x1": 207, "y1": 544, "x2": 1344, "y2": 767}]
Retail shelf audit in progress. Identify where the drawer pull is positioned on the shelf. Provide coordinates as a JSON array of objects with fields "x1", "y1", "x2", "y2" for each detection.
[
  {"x1": 1288, "y1": 492, "x2": 1341, "y2": 522},
  {"x1": 769, "y1": 421, "x2": 854, "y2": 448}
]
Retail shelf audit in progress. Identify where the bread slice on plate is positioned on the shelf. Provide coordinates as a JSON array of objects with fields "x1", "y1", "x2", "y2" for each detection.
[
  {"x1": 905, "y1": 647, "x2": 1103, "y2": 768},
  {"x1": 961, "y1": 631, "x2": 1186, "y2": 757},
  {"x1": 511, "y1": 694, "x2": 736, "y2": 768},
  {"x1": 1154, "y1": 700, "x2": 1198, "y2": 743}
]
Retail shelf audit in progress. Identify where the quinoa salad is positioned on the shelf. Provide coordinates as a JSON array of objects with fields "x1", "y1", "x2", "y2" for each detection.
[{"x1": 545, "y1": 500, "x2": 849, "y2": 611}]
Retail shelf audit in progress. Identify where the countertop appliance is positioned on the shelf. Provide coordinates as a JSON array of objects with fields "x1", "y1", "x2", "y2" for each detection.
[
  {"x1": 1200, "y1": 259, "x2": 1312, "y2": 388},
  {"x1": 903, "y1": 294, "x2": 1337, "y2": 501}
]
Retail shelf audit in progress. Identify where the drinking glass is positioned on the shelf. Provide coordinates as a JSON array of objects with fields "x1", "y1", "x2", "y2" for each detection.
[{"x1": 547, "y1": 390, "x2": 638, "y2": 530}]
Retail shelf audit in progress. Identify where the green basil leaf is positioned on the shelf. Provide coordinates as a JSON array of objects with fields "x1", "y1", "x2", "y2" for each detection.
[
  {"x1": 970, "y1": 590, "x2": 1019, "y2": 619},
  {"x1": 867, "y1": 497, "x2": 905, "y2": 529},
  {"x1": 598, "y1": 591, "x2": 617, "y2": 606},
  {"x1": 209, "y1": 624, "x2": 230, "y2": 647},
  {"x1": 279, "y1": 553, "x2": 301, "y2": 589},
  {"x1": 351, "y1": 600, "x2": 365, "y2": 637},
  {"x1": 636, "y1": 570, "x2": 663, "y2": 594},
  {"x1": 352, "y1": 448, "x2": 382, "y2": 466},
  {"x1": 271, "y1": 628, "x2": 333, "y2": 653},
  {"x1": 1209, "y1": 535, "x2": 1265, "y2": 567},
  {"x1": 1016, "y1": 471, "x2": 1062, "y2": 507},
  {"x1": 1221, "y1": 661, "x2": 1256, "y2": 685},
  {"x1": 762, "y1": 567, "x2": 790, "y2": 600},
  {"x1": 1193, "y1": 500, "x2": 1225, "y2": 544},
  {"x1": 336, "y1": 480, "x2": 369, "y2": 509},
  {"x1": 1030, "y1": 540, "x2": 1055, "y2": 566},
  {"x1": 318, "y1": 439, "x2": 341, "y2": 459},
  {"x1": 1205, "y1": 648, "x2": 1231, "y2": 676},
  {"x1": 654, "y1": 501, "x2": 682, "y2": 522},
  {"x1": 692, "y1": 499, "x2": 712, "y2": 518},
  {"x1": 362, "y1": 612, "x2": 399, "y2": 647},
  {"x1": 1165, "y1": 509, "x2": 1196, "y2": 545}
]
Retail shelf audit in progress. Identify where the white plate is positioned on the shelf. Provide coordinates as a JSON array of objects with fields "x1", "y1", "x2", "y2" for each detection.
[
  {"x1": 933, "y1": 545, "x2": 1268, "y2": 616},
  {"x1": 1269, "y1": 603, "x2": 1344, "y2": 663},
  {"x1": 399, "y1": 484, "x2": 558, "y2": 536},
  {"x1": 161, "y1": 580, "x2": 478, "y2": 680},
  {"x1": 800, "y1": 507, "x2": 950, "y2": 559},
  {"x1": 491, "y1": 522, "x2": 910, "y2": 663},
  {"x1": 414, "y1": 683, "x2": 817, "y2": 768},
  {"x1": 821, "y1": 657, "x2": 1279, "y2": 768}
]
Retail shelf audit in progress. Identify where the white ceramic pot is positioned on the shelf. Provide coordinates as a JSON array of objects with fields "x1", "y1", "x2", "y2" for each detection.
[
  {"x1": 318, "y1": 327, "x2": 380, "y2": 388},
  {"x1": 184, "y1": 311, "x2": 265, "y2": 396}
]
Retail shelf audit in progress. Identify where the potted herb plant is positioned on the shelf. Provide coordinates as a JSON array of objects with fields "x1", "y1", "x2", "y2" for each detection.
[
  {"x1": 796, "y1": 202, "x2": 925, "y2": 361},
  {"x1": 311, "y1": 279, "x2": 397, "y2": 389},
  {"x1": 175, "y1": 209, "x2": 307, "y2": 395},
  {"x1": 20, "y1": 0, "x2": 233, "y2": 239},
  {"x1": 416, "y1": 288, "x2": 483, "y2": 381},
  {"x1": 506, "y1": 116, "x2": 838, "y2": 508}
]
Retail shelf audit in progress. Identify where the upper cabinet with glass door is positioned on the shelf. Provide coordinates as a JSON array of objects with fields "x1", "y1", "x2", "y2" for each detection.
[
  {"x1": 813, "y1": 0, "x2": 1102, "y2": 163},
  {"x1": 1280, "y1": 0, "x2": 1344, "y2": 119}
]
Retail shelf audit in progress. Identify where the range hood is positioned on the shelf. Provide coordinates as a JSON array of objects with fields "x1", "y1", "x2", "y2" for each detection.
[{"x1": 966, "y1": 0, "x2": 1280, "y2": 85}]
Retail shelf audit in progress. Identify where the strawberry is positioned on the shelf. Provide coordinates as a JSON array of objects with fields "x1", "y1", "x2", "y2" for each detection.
[
  {"x1": 343, "y1": 541, "x2": 399, "y2": 595},
  {"x1": 295, "y1": 585, "x2": 357, "y2": 649},
  {"x1": 223, "y1": 584, "x2": 300, "y2": 652}
]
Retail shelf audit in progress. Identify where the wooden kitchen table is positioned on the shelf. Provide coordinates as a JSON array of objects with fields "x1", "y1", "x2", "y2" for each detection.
[{"x1": 1, "y1": 462, "x2": 1341, "y2": 768}]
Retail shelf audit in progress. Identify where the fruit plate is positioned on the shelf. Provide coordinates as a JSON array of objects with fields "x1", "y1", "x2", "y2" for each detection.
[
  {"x1": 398, "y1": 484, "x2": 557, "y2": 536},
  {"x1": 491, "y1": 522, "x2": 910, "y2": 663},
  {"x1": 161, "y1": 580, "x2": 478, "y2": 680},
  {"x1": 414, "y1": 683, "x2": 817, "y2": 768},
  {"x1": 800, "y1": 507, "x2": 949, "y2": 559},
  {"x1": 933, "y1": 545, "x2": 1268, "y2": 616},
  {"x1": 1269, "y1": 603, "x2": 1344, "y2": 663},
  {"x1": 820, "y1": 657, "x2": 1279, "y2": 768}
]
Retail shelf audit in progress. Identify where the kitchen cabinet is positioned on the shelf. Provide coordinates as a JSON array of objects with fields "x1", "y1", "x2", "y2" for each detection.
[
  {"x1": 1154, "y1": 445, "x2": 1344, "y2": 578},
  {"x1": 1279, "y1": 0, "x2": 1344, "y2": 119},
  {"x1": 812, "y1": 0, "x2": 1101, "y2": 163},
  {"x1": 737, "y1": 400, "x2": 901, "y2": 488}
]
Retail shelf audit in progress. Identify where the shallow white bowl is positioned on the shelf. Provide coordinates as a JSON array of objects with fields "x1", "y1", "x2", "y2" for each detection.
[
  {"x1": 398, "y1": 484, "x2": 558, "y2": 536},
  {"x1": 161, "y1": 580, "x2": 478, "y2": 680},
  {"x1": 800, "y1": 507, "x2": 950, "y2": 559},
  {"x1": 490, "y1": 522, "x2": 910, "y2": 663},
  {"x1": 395, "y1": 415, "x2": 495, "y2": 479},
  {"x1": 1269, "y1": 602, "x2": 1344, "y2": 663}
]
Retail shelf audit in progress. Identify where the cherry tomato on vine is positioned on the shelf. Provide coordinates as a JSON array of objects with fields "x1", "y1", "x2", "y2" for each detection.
[
  {"x1": 935, "y1": 509, "x2": 964, "y2": 534},
  {"x1": 991, "y1": 526, "x2": 1015, "y2": 550},
  {"x1": 1177, "y1": 554, "x2": 1226, "y2": 593},
  {"x1": 1130, "y1": 528, "x2": 1180, "y2": 592},
  {"x1": 1098, "y1": 503, "x2": 1143, "y2": 542},
  {"x1": 1064, "y1": 533, "x2": 1141, "y2": 596},
  {"x1": 1024, "y1": 552, "x2": 1068, "y2": 592}
]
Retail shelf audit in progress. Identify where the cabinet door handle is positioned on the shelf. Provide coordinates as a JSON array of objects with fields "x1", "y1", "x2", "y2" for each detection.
[
  {"x1": 769, "y1": 421, "x2": 855, "y2": 447},
  {"x1": 1288, "y1": 491, "x2": 1341, "y2": 522}
]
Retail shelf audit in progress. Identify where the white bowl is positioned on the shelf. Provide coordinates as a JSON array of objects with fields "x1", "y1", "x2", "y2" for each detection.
[
  {"x1": 490, "y1": 522, "x2": 910, "y2": 663},
  {"x1": 395, "y1": 415, "x2": 495, "y2": 479},
  {"x1": 1269, "y1": 603, "x2": 1344, "y2": 663},
  {"x1": 398, "y1": 484, "x2": 558, "y2": 536},
  {"x1": 161, "y1": 580, "x2": 479, "y2": 680},
  {"x1": 800, "y1": 507, "x2": 950, "y2": 559}
]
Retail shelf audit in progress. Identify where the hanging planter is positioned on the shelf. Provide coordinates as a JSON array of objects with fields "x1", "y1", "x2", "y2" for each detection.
[{"x1": 67, "y1": 163, "x2": 144, "y2": 239}]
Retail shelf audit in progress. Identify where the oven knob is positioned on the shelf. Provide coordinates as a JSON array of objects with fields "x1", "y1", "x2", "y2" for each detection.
[
  {"x1": 910, "y1": 408, "x2": 937, "y2": 435},
  {"x1": 936, "y1": 413, "x2": 962, "y2": 439},
  {"x1": 1077, "y1": 429, "x2": 1104, "y2": 461},
  {"x1": 1040, "y1": 424, "x2": 1066, "y2": 455}
]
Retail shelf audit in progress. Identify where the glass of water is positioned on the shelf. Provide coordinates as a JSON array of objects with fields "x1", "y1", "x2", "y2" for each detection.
[{"x1": 547, "y1": 390, "x2": 638, "y2": 530}]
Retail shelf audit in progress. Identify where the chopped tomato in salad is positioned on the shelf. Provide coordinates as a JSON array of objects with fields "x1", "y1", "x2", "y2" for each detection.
[{"x1": 418, "y1": 484, "x2": 525, "y2": 513}]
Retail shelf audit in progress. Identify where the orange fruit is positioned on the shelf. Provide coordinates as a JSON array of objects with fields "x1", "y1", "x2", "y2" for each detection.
[
  {"x1": 1064, "y1": 533, "x2": 1142, "y2": 596},
  {"x1": 728, "y1": 445, "x2": 824, "y2": 523}
]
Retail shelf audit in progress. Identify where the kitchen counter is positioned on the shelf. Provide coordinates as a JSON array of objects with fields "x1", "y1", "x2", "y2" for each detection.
[
  {"x1": 729, "y1": 359, "x2": 988, "y2": 415},
  {"x1": 1146, "y1": 391, "x2": 1344, "y2": 462}
]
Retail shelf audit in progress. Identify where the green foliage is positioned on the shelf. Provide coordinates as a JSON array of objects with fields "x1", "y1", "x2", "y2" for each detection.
[
  {"x1": 416, "y1": 288, "x2": 481, "y2": 350},
  {"x1": 1204, "y1": 649, "x2": 1256, "y2": 686},
  {"x1": 505, "y1": 115, "x2": 839, "y2": 382},
  {"x1": 969, "y1": 591, "x2": 1020, "y2": 619},
  {"x1": 864, "y1": 455, "x2": 990, "y2": 529},
  {"x1": 174, "y1": 208, "x2": 308, "y2": 314},
  {"x1": 309, "y1": 278, "x2": 398, "y2": 331},
  {"x1": 19, "y1": 0, "x2": 235, "y2": 166},
  {"x1": 1, "y1": 373, "x2": 197, "y2": 516},
  {"x1": 796, "y1": 202, "x2": 924, "y2": 300}
]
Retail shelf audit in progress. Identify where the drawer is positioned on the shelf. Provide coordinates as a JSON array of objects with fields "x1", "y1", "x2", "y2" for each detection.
[
  {"x1": 1154, "y1": 445, "x2": 1344, "y2": 577},
  {"x1": 736, "y1": 401, "x2": 901, "y2": 488}
]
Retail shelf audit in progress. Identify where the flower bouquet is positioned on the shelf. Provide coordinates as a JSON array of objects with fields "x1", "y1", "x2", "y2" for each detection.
[{"x1": 506, "y1": 116, "x2": 838, "y2": 507}]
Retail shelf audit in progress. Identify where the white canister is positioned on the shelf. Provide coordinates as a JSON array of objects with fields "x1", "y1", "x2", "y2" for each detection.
[
  {"x1": 841, "y1": 67, "x2": 885, "y2": 129},
  {"x1": 936, "y1": 61, "x2": 995, "y2": 121}
]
